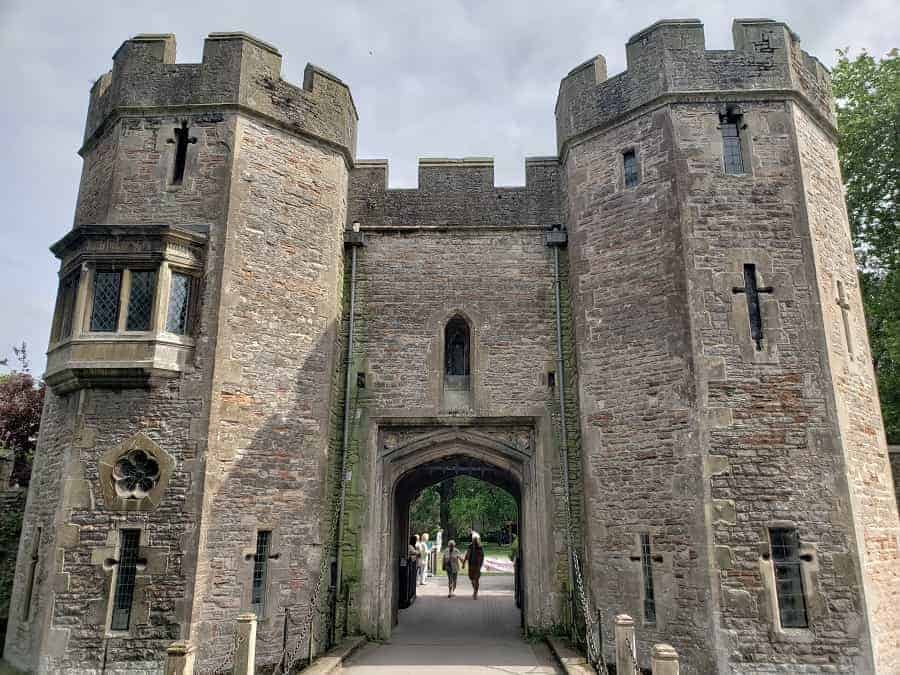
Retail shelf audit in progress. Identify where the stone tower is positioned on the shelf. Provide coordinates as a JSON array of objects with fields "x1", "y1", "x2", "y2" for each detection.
[
  {"x1": 4, "y1": 18, "x2": 899, "y2": 675},
  {"x1": 557, "y1": 18, "x2": 899, "y2": 673},
  {"x1": 3, "y1": 32, "x2": 356, "y2": 671}
]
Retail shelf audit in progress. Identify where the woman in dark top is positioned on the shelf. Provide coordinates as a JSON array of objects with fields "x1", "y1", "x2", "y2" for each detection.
[{"x1": 463, "y1": 532, "x2": 485, "y2": 599}]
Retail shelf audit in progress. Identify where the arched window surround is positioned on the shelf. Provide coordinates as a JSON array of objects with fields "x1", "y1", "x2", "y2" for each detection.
[{"x1": 443, "y1": 313, "x2": 472, "y2": 392}]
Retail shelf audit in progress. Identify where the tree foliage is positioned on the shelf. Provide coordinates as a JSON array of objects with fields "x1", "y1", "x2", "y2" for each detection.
[
  {"x1": 832, "y1": 48, "x2": 900, "y2": 443},
  {"x1": 0, "y1": 343, "x2": 45, "y2": 486},
  {"x1": 409, "y1": 477, "x2": 517, "y2": 540}
]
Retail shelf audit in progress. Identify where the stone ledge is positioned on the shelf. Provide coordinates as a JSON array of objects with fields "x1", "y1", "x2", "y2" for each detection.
[
  {"x1": 546, "y1": 637, "x2": 594, "y2": 675},
  {"x1": 301, "y1": 635, "x2": 366, "y2": 674}
]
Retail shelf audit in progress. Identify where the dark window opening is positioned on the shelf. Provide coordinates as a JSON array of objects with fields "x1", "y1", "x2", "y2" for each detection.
[
  {"x1": 357, "y1": 372, "x2": 367, "y2": 389},
  {"x1": 166, "y1": 272, "x2": 192, "y2": 335},
  {"x1": 444, "y1": 315, "x2": 470, "y2": 390},
  {"x1": 90, "y1": 270, "x2": 122, "y2": 332},
  {"x1": 56, "y1": 271, "x2": 80, "y2": 340},
  {"x1": 126, "y1": 270, "x2": 156, "y2": 331},
  {"x1": 110, "y1": 529, "x2": 140, "y2": 631},
  {"x1": 169, "y1": 121, "x2": 196, "y2": 185},
  {"x1": 640, "y1": 533, "x2": 656, "y2": 624},
  {"x1": 547, "y1": 371, "x2": 556, "y2": 388},
  {"x1": 732, "y1": 263, "x2": 773, "y2": 351},
  {"x1": 251, "y1": 530, "x2": 271, "y2": 615},
  {"x1": 770, "y1": 528, "x2": 809, "y2": 628},
  {"x1": 623, "y1": 149, "x2": 639, "y2": 188},
  {"x1": 720, "y1": 110, "x2": 745, "y2": 175}
]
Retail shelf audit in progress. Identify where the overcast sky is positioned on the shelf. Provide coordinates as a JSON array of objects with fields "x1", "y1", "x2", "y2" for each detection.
[{"x1": 0, "y1": 0, "x2": 896, "y2": 375}]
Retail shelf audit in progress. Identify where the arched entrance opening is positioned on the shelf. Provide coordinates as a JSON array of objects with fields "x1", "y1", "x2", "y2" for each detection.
[
  {"x1": 393, "y1": 454, "x2": 523, "y2": 625},
  {"x1": 361, "y1": 423, "x2": 561, "y2": 640}
]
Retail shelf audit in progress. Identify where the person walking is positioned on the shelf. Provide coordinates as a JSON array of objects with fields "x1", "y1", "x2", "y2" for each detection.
[
  {"x1": 463, "y1": 532, "x2": 485, "y2": 599},
  {"x1": 416, "y1": 533, "x2": 429, "y2": 585},
  {"x1": 442, "y1": 539, "x2": 462, "y2": 598}
]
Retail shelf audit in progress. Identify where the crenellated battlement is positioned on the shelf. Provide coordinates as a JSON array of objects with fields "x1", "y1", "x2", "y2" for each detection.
[
  {"x1": 348, "y1": 157, "x2": 560, "y2": 228},
  {"x1": 556, "y1": 18, "x2": 833, "y2": 153},
  {"x1": 84, "y1": 32, "x2": 358, "y2": 158}
]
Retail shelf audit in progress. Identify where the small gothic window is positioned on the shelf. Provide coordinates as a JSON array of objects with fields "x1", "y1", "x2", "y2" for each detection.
[
  {"x1": 623, "y1": 149, "x2": 639, "y2": 188},
  {"x1": 110, "y1": 529, "x2": 140, "y2": 631},
  {"x1": 770, "y1": 528, "x2": 809, "y2": 628},
  {"x1": 126, "y1": 270, "x2": 156, "y2": 331},
  {"x1": 90, "y1": 270, "x2": 122, "y2": 332},
  {"x1": 112, "y1": 449, "x2": 161, "y2": 500},
  {"x1": 251, "y1": 530, "x2": 271, "y2": 615},
  {"x1": 720, "y1": 109, "x2": 745, "y2": 175},
  {"x1": 444, "y1": 316, "x2": 470, "y2": 378},
  {"x1": 166, "y1": 272, "x2": 192, "y2": 335}
]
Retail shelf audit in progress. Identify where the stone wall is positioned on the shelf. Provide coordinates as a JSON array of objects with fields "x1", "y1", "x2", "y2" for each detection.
[
  {"x1": 563, "y1": 107, "x2": 712, "y2": 672},
  {"x1": 792, "y1": 102, "x2": 900, "y2": 673},
  {"x1": 189, "y1": 115, "x2": 348, "y2": 670},
  {"x1": 0, "y1": 467, "x2": 26, "y2": 652},
  {"x1": 349, "y1": 157, "x2": 560, "y2": 227},
  {"x1": 670, "y1": 98, "x2": 869, "y2": 672}
]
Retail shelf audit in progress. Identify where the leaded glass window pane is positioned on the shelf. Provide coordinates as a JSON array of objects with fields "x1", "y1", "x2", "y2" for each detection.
[
  {"x1": 640, "y1": 533, "x2": 656, "y2": 624},
  {"x1": 166, "y1": 272, "x2": 192, "y2": 334},
  {"x1": 251, "y1": 531, "x2": 271, "y2": 614},
  {"x1": 624, "y1": 150, "x2": 639, "y2": 188},
  {"x1": 110, "y1": 529, "x2": 140, "y2": 631},
  {"x1": 90, "y1": 271, "x2": 121, "y2": 332},
  {"x1": 770, "y1": 528, "x2": 808, "y2": 628},
  {"x1": 721, "y1": 121, "x2": 744, "y2": 174},
  {"x1": 57, "y1": 272, "x2": 79, "y2": 339},
  {"x1": 126, "y1": 271, "x2": 156, "y2": 331}
]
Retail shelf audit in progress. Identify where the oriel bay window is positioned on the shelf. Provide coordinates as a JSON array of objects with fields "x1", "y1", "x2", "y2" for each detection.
[
  {"x1": 45, "y1": 223, "x2": 208, "y2": 394},
  {"x1": 81, "y1": 264, "x2": 197, "y2": 337}
]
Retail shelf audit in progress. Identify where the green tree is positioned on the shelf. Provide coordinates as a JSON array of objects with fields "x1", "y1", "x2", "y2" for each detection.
[
  {"x1": 448, "y1": 476, "x2": 516, "y2": 538},
  {"x1": 0, "y1": 343, "x2": 45, "y2": 486},
  {"x1": 832, "y1": 48, "x2": 900, "y2": 442},
  {"x1": 409, "y1": 485, "x2": 440, "y2": 535}
]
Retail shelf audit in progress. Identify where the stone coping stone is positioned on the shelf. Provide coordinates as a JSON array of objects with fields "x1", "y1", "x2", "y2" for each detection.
[
  {"x1": 546, "y1": 637, "x2": 595, "y2": 675},
  {"x1": 301, "y1": 635, "x2": 367, "y2": 674}
]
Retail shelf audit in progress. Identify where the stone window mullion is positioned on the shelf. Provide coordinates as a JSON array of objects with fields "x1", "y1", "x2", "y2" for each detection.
[
  {"x1": 152, "y1": 262, "x2": 172, "y2": 334},
  {"x1": 117, "y1": 269, "x2": 132, "y2": 332},
  {"x1": 72, "y1": 263, "x2": 91, "y2": 337}
]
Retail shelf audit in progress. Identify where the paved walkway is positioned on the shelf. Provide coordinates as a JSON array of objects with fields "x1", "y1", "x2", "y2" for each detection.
[{"x1": 343, "y1": 575, "x2": 561, "y2": 674}]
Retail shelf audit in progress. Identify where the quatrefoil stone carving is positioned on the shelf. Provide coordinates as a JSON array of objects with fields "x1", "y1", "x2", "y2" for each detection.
[{"x1": 99, "y1": 433, "x2": 174, "y2": 511}]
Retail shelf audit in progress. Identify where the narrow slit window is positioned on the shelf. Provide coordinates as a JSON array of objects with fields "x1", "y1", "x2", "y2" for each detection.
[
  {"x1": 21, "y1": 527, "x2": 41, "y2": 620},
  {"x1": 126, "y1": 270, "x2": 156, "y2": 331},
  {"x1": 110, "y1": 529, "x2": 140, "y2": 631},
  {"x1": 90, "y1": 270, "x2": 122, "y2": 332},
  {"x1": 770, "y1": 528, "x2": 809, "y2": 628},
  {"x1": 56, "y1": 271, "x2": 80, "y2": 340},
  {"x1": 640, "y1": 533, "x2": 656, "y2": 624},
  {"x1": 166, "y1": 272, "x2": 192, "y2": 335},
  {"x1": 720, "y1": 110, "x2": 745, "y2": 175},
  {"x1": 169, "y1": 121, "x2": 196, "y2": 185},
  {"x1": 623, "y1": 149, "x2": 639, "y2": 188},
  {"x1": 251, "y1": 531, "x2": 271, "y2": 615}
]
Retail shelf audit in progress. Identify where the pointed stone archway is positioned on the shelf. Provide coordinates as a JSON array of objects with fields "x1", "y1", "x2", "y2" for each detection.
[{"x1": 357, "y1": 418, "x2": 562, "y2": 639}]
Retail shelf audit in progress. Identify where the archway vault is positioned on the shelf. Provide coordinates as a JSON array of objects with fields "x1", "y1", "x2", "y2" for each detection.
[{"x1": 357, "y1": 418, "x2": 562, "y2": 639}]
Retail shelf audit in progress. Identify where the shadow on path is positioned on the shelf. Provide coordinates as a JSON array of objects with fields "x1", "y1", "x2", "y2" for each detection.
[{"x1": 344, "y1": 575, "x2": 561, "y2": 674}]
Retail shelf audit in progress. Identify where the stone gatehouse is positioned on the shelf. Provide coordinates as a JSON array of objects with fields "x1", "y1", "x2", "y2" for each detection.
[{"x1": 4, "y1": 17, "x2": 900, "y2": 675}]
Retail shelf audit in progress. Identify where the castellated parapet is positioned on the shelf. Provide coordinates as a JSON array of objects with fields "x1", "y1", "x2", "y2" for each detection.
[
  {"x1": 5, "y1": 18, "x2": 900, "y2": 675},
  {"x1": 85, "y1": 32, "x2": 358, "y2": 158},
  {"x1": 556, "y1": 18, "x2": 833, "y2": 153}
]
